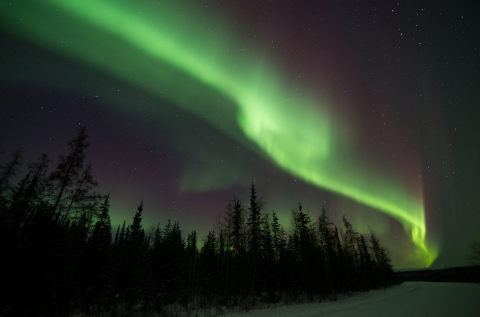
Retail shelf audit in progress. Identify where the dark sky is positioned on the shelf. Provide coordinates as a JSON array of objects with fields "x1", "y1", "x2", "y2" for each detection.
[{"x1": 1, "y1": 0, "x2": 479, "y2": 269}]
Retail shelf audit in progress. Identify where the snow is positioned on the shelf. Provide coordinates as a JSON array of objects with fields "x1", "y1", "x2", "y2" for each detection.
[{"x1": 223, "y1": 282, "x2": 480, "y2": 317}]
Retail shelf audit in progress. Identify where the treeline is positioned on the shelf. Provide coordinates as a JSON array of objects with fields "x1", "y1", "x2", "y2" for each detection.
[
  {"x1": 399, "y1": 266, "x2": 480, "y2": 283},
  {"x1": 0, "y1": 128, "x2": 396, "y2": 317}
]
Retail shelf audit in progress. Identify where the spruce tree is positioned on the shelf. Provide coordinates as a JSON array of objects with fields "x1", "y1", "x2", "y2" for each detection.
[
  {"x1": 342, "y1": 215, "x2": 361, "y2": 289},
  {"x1": 121, "y1": 202, "x2": 146, "y2": 300},
  {"x1": 247, "y1": 183, "x2": 261, "y2": 253},
  {"x1": 246, "y1": 182, "x2": 262, "y2": 295},
  {"x1": 0, "y1": 147, "x2": 24, "y2": 194},
  {"x1": 48, "y1": 127, "x2": 98, "y2": 224},
  {"x1": 86, "y1": 194, "x2": 113, "y2": 303},
  {"x1": 359, "y1": 234, "x2": 374, "y2": 289},
  {"x1": 318, "y1": 208, "x2": 335, "y2": 291},
  {"x1": 271, "y1": 210, "x2": 286, "y2": 262},
  {"x1": 369, "y1": 229, "x2": 393, "y2": 286},
  {"x1": 200, "y1": 230, "x2": 218, "y2": 305},
  {"x1": 185, "y1": 230, "x2": 197, "y2": 300}
]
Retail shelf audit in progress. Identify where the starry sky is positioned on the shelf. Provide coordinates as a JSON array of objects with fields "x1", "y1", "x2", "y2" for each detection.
[{"x1": 1, "y1": 0, "x2": 479, "y2": 269}]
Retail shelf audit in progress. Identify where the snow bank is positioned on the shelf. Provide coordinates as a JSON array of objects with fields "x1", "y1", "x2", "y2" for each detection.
[{"x1": 223, "y1": 282, "x2": 480, "y2": 317}]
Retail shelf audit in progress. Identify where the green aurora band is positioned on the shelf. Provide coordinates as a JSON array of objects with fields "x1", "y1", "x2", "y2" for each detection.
[{"x1": 1, "y1": 0, "x2": 437, "y2": 266}]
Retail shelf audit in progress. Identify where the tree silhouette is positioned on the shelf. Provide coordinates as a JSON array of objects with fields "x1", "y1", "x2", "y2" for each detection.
[
  {"x1": 48, "y1": 127, "x2": 98, "y2": 223},
  {"x1": 467, "y1": 241, "x2": 480, "y2": 266},
  {"x1": 0, "y1": 129, "x2": 400, "y2": 316},
  {"x1": 246, "y1": 182, "x2": 262, "y2": 295},
  {"x1": 0, "y1": 147, "x2": 24, "y2": 194},
  {"x1": 369, "y1": 228, "x2": 393, "y2": 286}
]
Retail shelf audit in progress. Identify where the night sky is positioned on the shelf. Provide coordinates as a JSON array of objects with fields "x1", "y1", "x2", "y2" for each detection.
[{"x1": 1, "y1": 0, "x2": 479, "y2": 269}]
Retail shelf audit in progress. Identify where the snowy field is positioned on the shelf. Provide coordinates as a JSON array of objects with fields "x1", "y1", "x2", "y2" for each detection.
[{"x1": 223, "y1": 282, "x2": 480, "y2": 317}]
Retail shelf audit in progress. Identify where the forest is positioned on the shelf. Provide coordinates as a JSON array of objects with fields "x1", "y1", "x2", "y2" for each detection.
[{"x1": 0, "y1": 128, "x2": 397, "y2": 317}]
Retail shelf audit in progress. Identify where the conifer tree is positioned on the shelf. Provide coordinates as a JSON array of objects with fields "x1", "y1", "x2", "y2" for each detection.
[
  {"x1": 48, "y1": 127, "x2": 98, "y2": 224},
  {"x1": 85, "y1": 194, "x2": 113, "y2": 302},
  {"x1": 333, "y1": 225, "x2": 347, "y2": 292},
  {"x1": 358, "y1": 234, "x2": 373, "y2": 289},
  {"x1": 0, "y1": 147, "x2": 24, "y2": 194},
  {"x1": 220, "y1": 197, "x2": 248, "y2": 303},
  {"x1": 369, "y1": 229, "x2": 393, "y2": 286},
  {"x1": 200, "y1": 230, "x2": 218, "y2": 305},
  {"x1": 229, "y1": 197, "x2": 246, "y2": 257},
  {"x1": 318, "y1": 208, "x2": 336, "y2": 291},
  {"x1": 247, "y1": 183, "x2": 261, "y2": 253},
  {"x1": 185, "y1": 230, "x2": 198, "y2": 299},
  {"x1": 63, "y1": 165, "x2": 99, "y2": 221},
  {"x1": 271, "y1": 210, "x2": 286, "y2": 262},
  {"x1": 342, "y1": 215, "x2": 361, "y2": 288},
  {"x1": 150, "y1": 223, "x2": 164, "y2": 303},
  {"x1": 342, "y1": 216, "x2": 360, "y2": 267},
  {"x1": 246, "y1": 182, "x2": 262, "y2": 294},
  {"x1": 121, "y1": 202, "x2": 146, "y2": 299},
  {"x1": 260, "y1": 212, "x2": 276, "y2": 297}
]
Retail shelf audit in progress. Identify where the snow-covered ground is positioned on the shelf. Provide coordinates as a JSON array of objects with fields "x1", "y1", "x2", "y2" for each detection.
[{"x1": 223, "y1": 282, "x2": 480, "y2": 317}]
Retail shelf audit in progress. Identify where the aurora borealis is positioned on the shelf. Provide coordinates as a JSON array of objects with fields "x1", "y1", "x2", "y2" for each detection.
[{"x1": 1, "y1": 1, "x2": 479, "y2": 269}]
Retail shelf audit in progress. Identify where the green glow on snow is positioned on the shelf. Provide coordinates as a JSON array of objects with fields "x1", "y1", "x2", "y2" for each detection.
[{"x1": 1, "y1": 0, "x2": 437, "y2": 267}]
